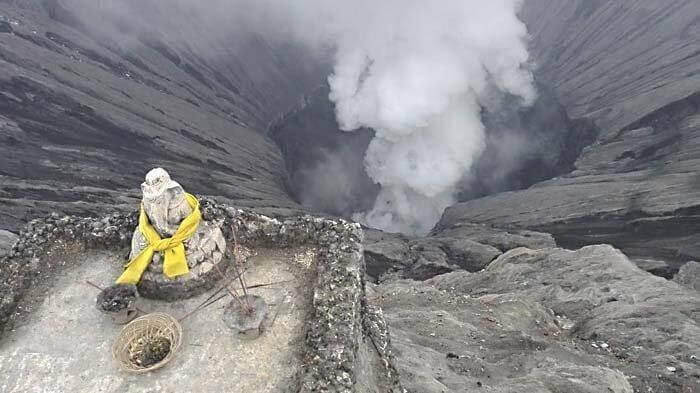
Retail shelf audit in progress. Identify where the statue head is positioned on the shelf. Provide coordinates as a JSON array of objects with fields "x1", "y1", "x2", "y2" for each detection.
[{"x1": 142, "y1": 168, "x2": 178, "y2": 200}]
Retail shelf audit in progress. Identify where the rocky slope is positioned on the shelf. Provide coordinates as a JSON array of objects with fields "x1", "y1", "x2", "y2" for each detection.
[
  {"x1": 371, "y1": 245, "x2": 700, "y2": 393},
  {"x1": 0, "y1": 0, "x2": 322, "y2": 232},
  {"x1": 439, "y1": 0, "x2": 700, "y2": 271}
]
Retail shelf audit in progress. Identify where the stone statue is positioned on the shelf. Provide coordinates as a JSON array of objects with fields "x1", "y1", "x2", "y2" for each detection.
[{"x1": 130, "y1": 168, "x2": 226, "y2": 282}]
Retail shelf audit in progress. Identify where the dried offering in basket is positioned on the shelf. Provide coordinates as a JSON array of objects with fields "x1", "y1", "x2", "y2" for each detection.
[{"x1": 129, "y1": 336, "x2": 171, "y2": 367}]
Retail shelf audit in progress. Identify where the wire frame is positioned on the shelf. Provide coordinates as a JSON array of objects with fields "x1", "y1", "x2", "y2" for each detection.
[{"x1": 112, "y1": 312, "x2": 183, "y2": 373}]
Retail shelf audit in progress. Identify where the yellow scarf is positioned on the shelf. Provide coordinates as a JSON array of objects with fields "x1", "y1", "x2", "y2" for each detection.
[{"x1": 116, "y1": 193, "x2": 201, "y2": 285}]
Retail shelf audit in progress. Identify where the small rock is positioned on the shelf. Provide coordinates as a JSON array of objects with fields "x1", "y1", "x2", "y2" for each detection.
[
  {"x1": 222, "y1": 294, "x2": 267, "y2": 339},
  {"x1": 666, "y1": 366, "x2": 676, "y2": 373},
  {"x1": 673, "y1": 261, "x2": 700, "y2": 292}
]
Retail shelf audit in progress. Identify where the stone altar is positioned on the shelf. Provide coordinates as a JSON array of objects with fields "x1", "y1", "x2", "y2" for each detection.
[{"x1": 131, "y1": 168, "x2": 227, "y2": 300}]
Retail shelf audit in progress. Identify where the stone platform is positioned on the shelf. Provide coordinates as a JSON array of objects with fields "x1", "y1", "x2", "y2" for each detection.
[
  {"x1": 0, "y1": 199, "x2": 404, "y2": 393},
  {"x1": 0, "y1": 247, "x2": 313, "y2": 392}
]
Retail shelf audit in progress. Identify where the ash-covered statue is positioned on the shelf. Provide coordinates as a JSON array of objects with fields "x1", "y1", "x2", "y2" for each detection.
[{"x1": 119, "y1": 168, "x2": 226, "y2": 296}]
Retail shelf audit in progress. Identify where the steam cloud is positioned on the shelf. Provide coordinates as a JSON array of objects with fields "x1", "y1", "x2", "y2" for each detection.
[
  {"x1": 293, "y1": 1, "x2": 537, "y2": 234},
  {"x1": 66, "y1": 0, "x2": 536, "y2": 235}
]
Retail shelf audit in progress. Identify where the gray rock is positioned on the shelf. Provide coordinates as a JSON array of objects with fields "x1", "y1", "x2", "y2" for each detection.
[
  {"x1": 222, "y1": 294, "x2": 267, "y2": 339},
  {"x1": 363, "y1": 233, "x2": 503, "y2": 281},
  {"x1": 0, "y1": 230, "x2": 18, "y2": 257},
  {"x1": 674, "y1": 261, "x2": 700, "y2": 292},
  {"x1": 406, "y1": 240, "x2": 452, "y2": 281},
  {"x1": 374, "y1": 244, "x2": 700, "y2": 393},
  {"x1": 430, "y1": 237, "x2": 502, "y2": 272},
  {"x1": 363, "y1": 229, "x2": 412, "y2": 279},
  {"x1": 373, "y1": 279, "x2": 636, "y2": 393}
]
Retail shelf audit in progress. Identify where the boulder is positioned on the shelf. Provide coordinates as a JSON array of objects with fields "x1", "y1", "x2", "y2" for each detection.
[
  {"x1": 363, "y1": 231, "x2": 504, "y2": 281},
  {"x1": 430, "y1": 237, "x2": 502, "y2": 272},
  {"x1": 674, "y1": 261, "x2": 700, "y2": 292},
  {"x1": 0, "y1": 230, "x2": 18, "y2": 257},
  {"x1": 406, "y1": 241, "x2": 451, "y2": 281},
  {"x1": 363, "y1": 229, "x2": 412, "y2": 280}
]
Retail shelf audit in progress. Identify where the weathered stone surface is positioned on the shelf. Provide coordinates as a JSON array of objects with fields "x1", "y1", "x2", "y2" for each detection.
[
  {"x1": 405, "y1": 237, "x2": 501, "y2": 280},
  {"x1": 0, "y1": 248, "x2": 312, "y2": 392},
  {"x1": 0, "y1": 230, "x2": 18, "y2": 257},
  {"x1": 363, "y1": 224, "x2": 537, "y2": 281},
  {"x1": 674, "y1": 261, "x2": 700, "y2": 292},
  {"x1": 223, "y1": 294, "x2": 267, "y2": 339},
  {"x1": 373, "y1": 282, "x2": 634, "y2": 393},
  {"x1": 362, "y1": 229, "x2": 412, "y2": 280},
  {"x1": 429, "y1": 237, "x2": 502, "y2": 272},
  {"x1": 406, "y1": 241, "x2": 452, "y2": 281},
  {"x1": 375, "y1": 245, "x2": 700, "y2": 393},
  {"x1": 0, "y1": 212, "x2": 137, "y2": 337}
]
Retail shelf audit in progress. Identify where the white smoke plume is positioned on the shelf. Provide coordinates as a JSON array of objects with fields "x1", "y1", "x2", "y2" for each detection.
[
  {"x1": 288, "y1": 0, "x2": 537, "y2": 234},
  {"x1": 64, "y1": 0, "x2": 536, "y2": 235}
]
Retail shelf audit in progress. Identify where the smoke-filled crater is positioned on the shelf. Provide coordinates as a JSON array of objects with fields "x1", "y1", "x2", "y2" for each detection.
[
  {"x1": 271, "y1": 83, "x2": 598, "y2": 235},
  {"x1": 264, "y1": 0, "x2": 598, "y2": 236}
]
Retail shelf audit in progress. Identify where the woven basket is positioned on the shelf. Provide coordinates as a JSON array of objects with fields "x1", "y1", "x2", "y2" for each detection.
[{"x1": 112, "y1": 312, "x2": 183, "y2": 373}]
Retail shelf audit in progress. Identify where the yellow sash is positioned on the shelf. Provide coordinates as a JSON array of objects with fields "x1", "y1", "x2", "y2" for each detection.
[{"x1": 116, "y1": 193, "x2": 201, "y2": 285}]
